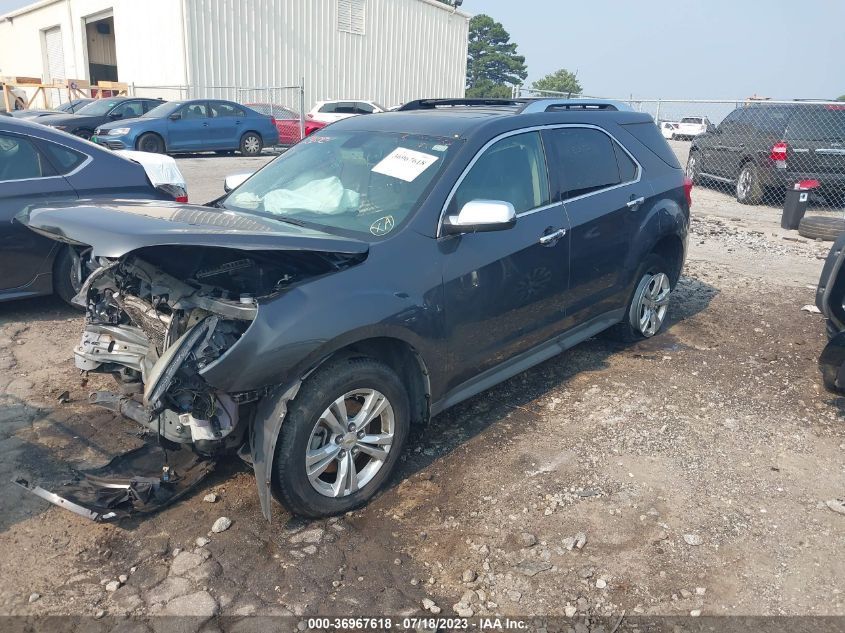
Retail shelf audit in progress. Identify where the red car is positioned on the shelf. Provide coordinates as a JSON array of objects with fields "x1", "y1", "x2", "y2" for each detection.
[{"x1": 246, "y1": 103, "x2": 326, "y2": 146}]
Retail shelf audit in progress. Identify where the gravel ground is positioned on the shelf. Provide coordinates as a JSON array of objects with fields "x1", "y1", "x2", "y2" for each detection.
[{"x1": 0, "y1": 145, "x2": 844, "y2": 626}]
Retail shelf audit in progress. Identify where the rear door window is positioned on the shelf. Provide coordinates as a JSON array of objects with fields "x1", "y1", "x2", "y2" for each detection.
[
  {"x1": 335, "y1": 102, "x2": 357, "y2": 115},
  {"x1": 356, "y1": 102, "x2": 375, "y2": 114},
  {"x1": 38, "y1": 140, "x2": 87, "y2": 174},
  {"x1": 787, "y1": 107, "x2": 845, "y2": 142},
  {"x1": 210, "y1": 101, "x2": 246, "y2": 117},
  {"x1": 452, "y1": 131, "x2": 550, "y2": 215},
  {"x1": 0, "y1": 133, "x2": 57, "y2": 181},
  {"x1": 544, "y1": 127, "x2": 624, "y2": 199},
  {"x1": 110, "y1": 100, "x2": 145, "y2": 118},
  {"x1": 318, "y1": 102, "x2": 338, "y2": 113},
  {"x1": 746, "y1": 107, "x2": 791, "y2": 134}
]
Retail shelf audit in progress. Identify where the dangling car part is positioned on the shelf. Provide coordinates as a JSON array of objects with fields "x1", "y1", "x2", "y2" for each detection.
[{"x1": 14, "y1": 443, "x2": 214, "y2": 522}]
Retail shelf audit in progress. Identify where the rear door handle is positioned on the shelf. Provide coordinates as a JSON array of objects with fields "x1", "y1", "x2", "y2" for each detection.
[
  {"x1": 626, "y1": 196, "x2": 645, "y2": 209},
  {"x1": 539, "y1": 228, "x2": 567, "y2": 245}
]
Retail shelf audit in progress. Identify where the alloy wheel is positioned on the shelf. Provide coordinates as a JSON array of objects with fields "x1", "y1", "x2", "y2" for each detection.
[
  {"x1": 737, "y1": 167, "x2": 752, "y2": 200},
  {"x1": 685, "y1": 155, "x2": 697, "y2": 181},
  {"x1": 633, "y1": 272, "x2": 671, "y2": 337},
  {"x1": 305, "y1": 389, "x2": 395, "y2": 498}
]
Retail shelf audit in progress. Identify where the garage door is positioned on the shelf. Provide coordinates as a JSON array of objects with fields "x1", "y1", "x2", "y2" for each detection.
[{"x1": 44, "y1": 27, "x2": 65, "y2": 106}]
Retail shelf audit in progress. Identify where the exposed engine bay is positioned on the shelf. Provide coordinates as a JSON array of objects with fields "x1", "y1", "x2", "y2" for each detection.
[{"x1": 75, "y1": 245, "x2": 357, "y2": 455}]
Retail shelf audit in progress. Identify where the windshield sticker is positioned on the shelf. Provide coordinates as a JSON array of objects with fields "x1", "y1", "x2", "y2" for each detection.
[
  {"x1": 372, "y1": 148, "x2": 439, "y2": 182},
  {"x1": 369, "y1": 215, "x2": 396, "y2": 236},
  {"x1": 432, "y1": 144, "x2": 449, "y2": 152}
]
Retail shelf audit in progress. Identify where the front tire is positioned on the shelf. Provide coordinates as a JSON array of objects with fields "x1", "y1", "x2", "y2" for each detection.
[
  {"x1": 137, "y1": 133, "x2": 165, "y2": 154},
  {"x1": 271, "y1": 357, "x2": 410, "y2": 518},
  {"x1": 608, "y1": 254, "x2": 673, "y2": 342},
  {"x1": 736, "y1": 162, "x2": 763, "y2": 205},
  {"x1": 240, "y1": 132, "x2": 263, "y2": 156}
]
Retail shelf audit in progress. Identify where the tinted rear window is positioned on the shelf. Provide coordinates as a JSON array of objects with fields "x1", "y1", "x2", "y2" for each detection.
[
  {"x1": 786, "y1": 107, "x2": 845, "y2": 141},
  {"x1": 620, "y1": 121, "x2": 681, "y2": 169}
]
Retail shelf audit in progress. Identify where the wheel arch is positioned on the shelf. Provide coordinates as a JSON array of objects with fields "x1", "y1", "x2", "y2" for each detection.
[
  {"x1": 649, "y1": 233, "x2": 685, "y2": 286},
  {"x1": 307, "y1": 335, "x2": 431, "y2": 426}
]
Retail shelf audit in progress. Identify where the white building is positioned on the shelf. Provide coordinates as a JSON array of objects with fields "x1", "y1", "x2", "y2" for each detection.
[{"x1": 0, "y1": 0, "x2": 469, "y2": 109}]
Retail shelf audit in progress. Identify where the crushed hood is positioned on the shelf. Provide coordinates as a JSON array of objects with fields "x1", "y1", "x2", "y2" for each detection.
[{"x1": 19, "y1": 200, "x2": 370, "y2": 258}]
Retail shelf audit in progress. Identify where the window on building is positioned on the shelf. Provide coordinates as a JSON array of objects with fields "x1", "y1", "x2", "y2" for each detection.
[{"x1": 338, "y1": 0, "x2": 365, "y2": 35}]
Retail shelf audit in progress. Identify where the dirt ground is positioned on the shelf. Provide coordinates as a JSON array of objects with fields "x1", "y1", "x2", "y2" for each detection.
[{"x1": 1, "y1": 144, "x2": 844, "y2": 628}]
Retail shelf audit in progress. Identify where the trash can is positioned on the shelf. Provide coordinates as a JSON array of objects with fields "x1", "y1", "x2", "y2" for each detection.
[{"x1": 781, "y1": 179, "x2": 819, "y2": 230}]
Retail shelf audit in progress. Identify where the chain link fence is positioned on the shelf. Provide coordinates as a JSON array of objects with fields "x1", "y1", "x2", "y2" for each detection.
[
  {"x1": 129, "y1": 83, "x2": 307, "y2": 146},
  {"x1": 516, "y1": 88, "x2": 845, "y2": 213}
]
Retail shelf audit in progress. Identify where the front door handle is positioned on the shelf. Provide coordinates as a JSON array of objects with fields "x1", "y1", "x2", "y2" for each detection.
[
  {"x1": 539, "y1": 227, "x2": 567, "y2": 245},
  {"x1": 626, "y1": 196, "x2": 645, "y2": 210}
]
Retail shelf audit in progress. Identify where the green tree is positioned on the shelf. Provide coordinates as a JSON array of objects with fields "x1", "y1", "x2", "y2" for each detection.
[
  {"x1": 838, "y1": 95, "x2": 845, "y2": 101},
  {"x1": 466, "y1": 79, "x2": 514, "y2": 99},
  {"x1": 532, "y1": 68, "x2": 582, "y2": 96},
  {"x1": 466, "y1": 14, "x2": 527, "y2": 97}
]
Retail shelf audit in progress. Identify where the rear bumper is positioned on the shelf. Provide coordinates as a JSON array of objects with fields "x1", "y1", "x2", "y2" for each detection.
[{"x1": 760, "y1": 164, "x2": 845, "y2": 192}]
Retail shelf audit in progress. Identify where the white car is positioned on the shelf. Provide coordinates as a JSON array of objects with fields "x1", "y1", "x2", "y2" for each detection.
[
  {"x1": 0, "y1": 84, "x2": 27, "y2": 111},
  {"x1": 307, "y1": 100, "x2": 386, "y2": 123},
  {"x1": 674, "y1": 116, "x2": 711, "y2": 140},
  {"x1": 658, "y1": 121, "x2": 679, "y2": 140}
]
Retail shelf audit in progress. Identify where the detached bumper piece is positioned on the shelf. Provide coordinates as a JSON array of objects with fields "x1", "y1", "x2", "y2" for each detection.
[{"x1": 14, "y1": 443, "x2": 214, "y2": 522}]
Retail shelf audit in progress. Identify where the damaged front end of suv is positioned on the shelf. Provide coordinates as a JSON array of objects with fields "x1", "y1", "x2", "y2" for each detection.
[{"x1": 16, "y1": 200, "x2": 370, "y2": 521}]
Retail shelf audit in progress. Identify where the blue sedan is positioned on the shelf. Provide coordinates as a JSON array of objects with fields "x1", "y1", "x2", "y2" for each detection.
[{"x1": 93, "y1": 99, "x2": 280, "y2": 156}]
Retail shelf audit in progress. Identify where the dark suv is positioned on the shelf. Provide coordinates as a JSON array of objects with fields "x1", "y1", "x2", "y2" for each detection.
[
  {"x1": 687, "y1": 101, "x2": 845, "y2": 205},
  {"x1": 21, "y1": 98, "x2": 691, "y2": 520}
]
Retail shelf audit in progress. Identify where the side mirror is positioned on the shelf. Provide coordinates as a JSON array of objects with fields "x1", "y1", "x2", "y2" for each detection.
[
  {"x1": 223, "y1": 172, "x2": 254, "y2": 193},
  {"x1": 109, "y1": 112, "x2": 122, "y2": 119},
  {"x1": 442, "y1": 200, "x2": 517, "y2": 235},
  {"x1": 169, "y1": 112, "x2": 182, "y2": 121}
]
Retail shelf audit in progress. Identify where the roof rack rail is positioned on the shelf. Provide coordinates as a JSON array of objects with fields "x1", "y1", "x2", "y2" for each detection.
[
  {"x1": 397, "y1": 98, "x2": 528, "y2": 111},
  {"x1": 518, "y1": 98, "x2": 631, "y2": 113}
]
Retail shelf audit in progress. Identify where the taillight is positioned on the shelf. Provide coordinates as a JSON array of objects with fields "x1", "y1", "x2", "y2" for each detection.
[
  {"x1": 770, "y1": 141, "x2": 788, "y2": 162},
  {"x1": 683, "y1": 176, "x2": 693, "y2": 208},
  {"x1": 156, "y1": 183, "x2": 188, "y2": 203},
  {"x1": 270, "y1": 117, "x2": 277, "y2": 126}
]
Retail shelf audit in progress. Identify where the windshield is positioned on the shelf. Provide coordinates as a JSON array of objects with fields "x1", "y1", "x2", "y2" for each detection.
[
  {"x1": 222, "y1": 130, "x2": 460, "y2": 238},
  {"x1": 75, "y1": 99, "x2": 123, "y2": 116},
  {"x1": 143, "y1": 102, "x2": 180, "y2": 118}
]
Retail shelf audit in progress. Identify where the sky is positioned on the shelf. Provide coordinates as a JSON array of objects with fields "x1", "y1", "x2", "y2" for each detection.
[
  {"x1": 1, "y1": 0, "x2": 842, "y2": 100},
  {"x1": 470, "y1": 0, "x2": 845, "y2": 100}
]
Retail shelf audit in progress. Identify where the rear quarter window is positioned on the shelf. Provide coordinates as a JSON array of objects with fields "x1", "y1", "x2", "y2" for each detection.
[
  {"x1": 620, "y1": 121, "x2": 681, "y2": 169},
  {"x1": 39, "y1": 140, "x2": 86, "y2": 174}
]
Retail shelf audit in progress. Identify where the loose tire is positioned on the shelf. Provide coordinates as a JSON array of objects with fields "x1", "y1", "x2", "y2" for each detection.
[
  {"x1": 240, "y1": 132, "x2": 263, "y2": 156},
  {"x1": 137, "y1": 133, "x2": 165, "y2": 154},
  {"x1": 798, "y1": 216, "x2": 845, "y2": 241},
  {"x1": 14, "y1": 98, "x2": 25, "y2": 111},
  {"x1": 53, "y1": 247, "x2": 84, "y2": 308},
  {"x1": 608, "y1": 254, "x2": 673, "y2": 342},
  {"x1": 736, "y1": 162, "x2": 763, "y2": 205},
  {"x1": 272, "y1": 357, "x2": 410, "y2": 518}
]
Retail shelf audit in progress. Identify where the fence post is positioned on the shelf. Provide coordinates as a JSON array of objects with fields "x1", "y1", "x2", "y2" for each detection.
[
  {"x1": 299, "y1": 78, "x2": 306, "y2": 141},
  {"x1": 655, "y1": 99, "x2": 661, "y2": 122}
]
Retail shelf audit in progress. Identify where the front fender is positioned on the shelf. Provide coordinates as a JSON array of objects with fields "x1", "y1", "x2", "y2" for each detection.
[{"x1": 199, "y1": 282, "x2": 441, "y2": 393}]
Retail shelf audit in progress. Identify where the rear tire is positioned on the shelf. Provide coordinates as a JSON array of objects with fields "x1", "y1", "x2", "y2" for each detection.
[
  {"x1": 736, "y1": 162, "x2": 763, "y2": 205},
  {"x1": 239, "y1": 132, "x2": 263, "y2": 156},
  {"x1": 137, "y1": 133, "x2": 165, "y2": 154},
  {"x1": 53, "y1": 247, "x2": 84, "y2": 309},
  {"x1": 271, "y1": 357, "x2": 410, "y2": 518},
  {"x1": 798, "y1": 216, "x2": 845, "y2": 241},
  {"x1": 607, "y1": 254, "x2": 673, "y2": 342}
]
